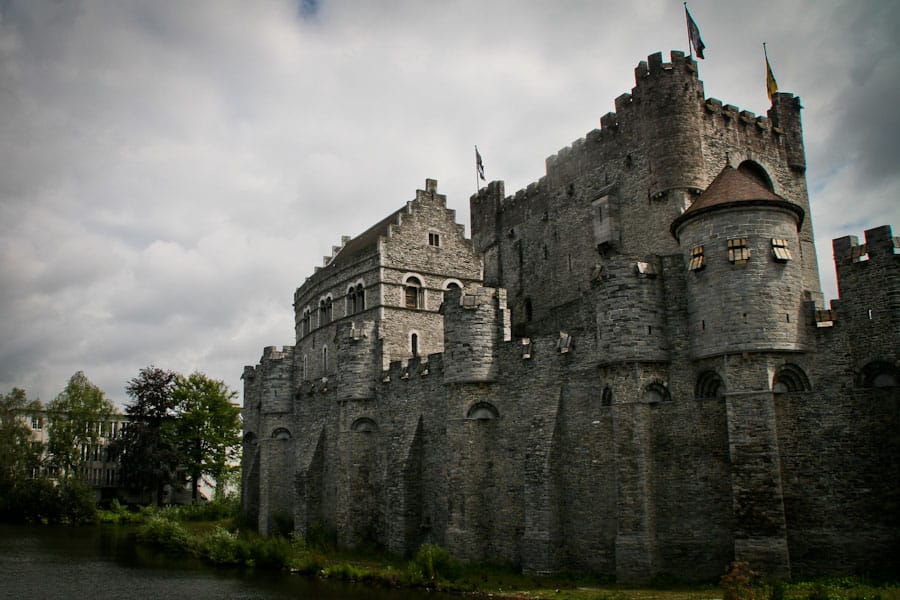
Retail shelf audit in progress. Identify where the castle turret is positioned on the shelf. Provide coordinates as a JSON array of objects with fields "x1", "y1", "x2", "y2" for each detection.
[
  {"x1": 672, "y1": 166, "x2": 806, "y2": 359},
  {"x1": 442, "y1": 286, "x2": 510, "y2": 383},
  {"x1": 632, "y1": 51, "x2": 706, "y2": 198},
  {"x1": 335, "y1": 320, "x2": 378, "y2": 401},
  {"x1": 470, "y1": 181, "x2": 505, "y2": 287}
]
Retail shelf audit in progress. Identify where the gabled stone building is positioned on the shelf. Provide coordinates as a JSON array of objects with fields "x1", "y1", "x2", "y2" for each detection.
[{"x1": 242, "y1": 50, "x2": 899, "y2": 582}]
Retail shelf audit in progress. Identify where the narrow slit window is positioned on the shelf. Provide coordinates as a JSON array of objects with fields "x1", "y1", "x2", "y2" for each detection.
[
  {"x1": 728, "y1": 238, "x2": 751, "y2": 264},
  {"x1": 771, "y1": 239, "x2": 792, "y2": 262},
  {"x1": 689, "y1": 245, "x2": 705, "y2": 271}
]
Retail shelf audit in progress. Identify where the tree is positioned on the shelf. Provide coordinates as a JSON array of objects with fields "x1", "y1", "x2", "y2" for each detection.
[
  {"x1": 46, "y1": 371, "x2": 116, "y2": 480},
  {"x1": 116, "y1": 366, "x2": 179, "y2": 505},
  {"x1": 0, "y1": 388, "x2": 44, "y2": 488},
  {"x1": 172, "y1": 372, "x2": 241, "y2": 502}
]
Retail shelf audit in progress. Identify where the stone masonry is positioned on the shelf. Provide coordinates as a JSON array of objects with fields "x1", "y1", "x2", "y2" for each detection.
[{"x1": 242, "y1": 50, "x2": 900, "y2": 582}]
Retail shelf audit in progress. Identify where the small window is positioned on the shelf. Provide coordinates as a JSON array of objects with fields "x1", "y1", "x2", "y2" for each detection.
[
  {"x1": 31, "y1": 415, "x2": 43, "y2": 430},
  {"x1": 772, "y1": 364, "x2": 810, "y2": 393},
  {"x1": 356, "y1": 283, "x2": 365, "y2": 311},
  {"x1": 351, "y1": 418, "x2": 379, "y2": 433},
  {"x1": 410, "y1": 332, "x2": 419, "y2": 357},
  {"x1": 347, "y1": 286, "x2": 356, "y2": 315},
  {"x1": 601, "y1": 387, "x2": 613, "y2": 407},
  {"x1": 322, "y1": 346, "x2": 328, "y2": 373},
  {"x1": 728, "y1": 238, "x2": 751, "y2": 264},
  {"x1": 405, "y1": 277, "x2": 422, "y2": 309},
  {"x1": 689, "y1": 245, "x2": 705, "y2": 271},
  {"x1": 428, "y1": 232, "x2": 441, "y2": 247},
  {"x1": 466, "y1": 402, "x2": 499, "y2": 420},
  {"x1": 772, "y1": 239, "x2": 792, "y2": 262}
]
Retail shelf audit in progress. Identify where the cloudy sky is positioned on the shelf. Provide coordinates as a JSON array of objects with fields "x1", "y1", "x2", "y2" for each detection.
[{"x1": 1, "y1": 0, "x2": 898, "y2": 407}]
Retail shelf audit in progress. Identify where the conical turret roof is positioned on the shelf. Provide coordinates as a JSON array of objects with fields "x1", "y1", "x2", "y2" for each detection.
[{"x1": 671, "y1": 166, "x2": 804, "y2": 240}]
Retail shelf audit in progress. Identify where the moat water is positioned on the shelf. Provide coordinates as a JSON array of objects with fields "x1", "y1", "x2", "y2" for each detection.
[{"x1": 0, "y1": 524, "x2": 457, "y2": 599}]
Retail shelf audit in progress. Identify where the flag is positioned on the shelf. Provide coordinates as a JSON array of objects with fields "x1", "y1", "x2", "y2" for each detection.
[
  {"x1": 685, "y1": 5, "x2": 705, "y2": 59},
  {"x1": 765, "y1": 48, "x2": 778, "y2": 101},
  {"x1": 475, "y1": 146, "x2": 485, "y2": 181}
]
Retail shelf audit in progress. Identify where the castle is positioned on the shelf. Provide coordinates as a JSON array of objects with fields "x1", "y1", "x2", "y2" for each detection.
[{"x1": 241, "y1": 51, "x2": 899, "y2": 581}]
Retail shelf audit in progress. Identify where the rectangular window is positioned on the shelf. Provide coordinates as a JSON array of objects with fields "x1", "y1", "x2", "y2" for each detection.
[
  {"x1": 428, "y1": 232, "x2": 440, "y2": 247},
  {"x1": 771, "y1": 238, "x2": 792, "y2": 262},
  {"x1": 689, "y1": 245, "x2": 705, "y2": 271},
  {"x1": 728, "y1": 238, "x2": 751, "y2": 264},
  {"x1": 31, "y1": 416, "x2": 42, "y2": 430}
]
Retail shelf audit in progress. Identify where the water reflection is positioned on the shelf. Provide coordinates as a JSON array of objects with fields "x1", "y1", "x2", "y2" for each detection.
[{"x1": 0, "y1": 525, "x2": 456, "y2": 600}]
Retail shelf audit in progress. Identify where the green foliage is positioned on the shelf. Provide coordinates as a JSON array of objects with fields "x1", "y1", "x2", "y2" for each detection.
[
  {"x1": 116, "y1": 366, "x2": 179, "y2": 505},
  {"x1": 171, "y1": 372, "x2": 241, "y2": 502},
  {"x1": 0, "y1": 478, "x2": 96, "y2": 525},
  {"x1": 407, "y1": 544, "x2": 462, "y2": 582},
  {"x1": 46, "y1": 371, "x2": 116, "y2": 479},
  {"x1": 137, "y1": 515, "x2": 190, "y2": 551},
  {"x1": 0, "y1": 388, "x2": 44, "y2": 487}
]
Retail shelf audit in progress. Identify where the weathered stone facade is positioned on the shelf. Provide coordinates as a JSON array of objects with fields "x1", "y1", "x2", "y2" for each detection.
[{"x1": 242, "y1": 51, "x2": 900, "y2": 581}]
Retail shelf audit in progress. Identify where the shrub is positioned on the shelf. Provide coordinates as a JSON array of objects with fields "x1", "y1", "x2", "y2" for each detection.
[
  {"x1": 202, "y1": 527, "x2": 242, "y2": 565},
  {"x1": 137, "y1": 515, "x2": 190, "y2": 552},
  {"x1": 721, "y1": 562, "x2": 764, "y2": 600},
  {"x1": 408, "y1": 544, "x2": 461, "y2": 582}
]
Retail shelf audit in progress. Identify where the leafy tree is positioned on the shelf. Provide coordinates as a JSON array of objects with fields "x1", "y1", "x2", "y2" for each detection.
[
  {"x1": 172, "y1": 372, "x2": 241, "y2": 502},
  {"x1": 0, "y1": 388, "x2": 44, "y2": 488},
  {"x1": 116, "y1": 366, "x2": 179, "y2": 505},
  {"x1": 46, "y1": 371, "x2": 116, "y2": 480}
]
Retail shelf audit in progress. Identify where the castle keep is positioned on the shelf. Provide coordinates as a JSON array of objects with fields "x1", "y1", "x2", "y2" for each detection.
[{"x1": 242, "y1": 51, "x2": 899, "y2": 581}]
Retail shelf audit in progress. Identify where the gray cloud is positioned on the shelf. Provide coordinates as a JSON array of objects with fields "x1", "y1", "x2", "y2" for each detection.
[{"x1": 1, "y1": 0, "x2": 897, "y2": 405}]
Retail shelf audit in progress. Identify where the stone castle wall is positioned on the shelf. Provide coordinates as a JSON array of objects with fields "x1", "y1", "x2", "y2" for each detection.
[{"x1": 242, "y1": 50, "x2": 900, "y2": 581}]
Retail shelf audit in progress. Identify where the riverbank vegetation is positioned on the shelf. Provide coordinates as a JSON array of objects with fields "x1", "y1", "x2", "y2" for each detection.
[{"x1": 116, "y1": 502, "x2": 899, "y2": 600}]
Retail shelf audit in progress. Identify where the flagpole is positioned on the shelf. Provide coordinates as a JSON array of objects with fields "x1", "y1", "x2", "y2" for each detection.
[{"x1": 684, "y1": 2, "x2": 692, "y2": 59}]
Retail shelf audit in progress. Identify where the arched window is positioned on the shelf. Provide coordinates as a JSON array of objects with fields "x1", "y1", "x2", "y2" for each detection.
[
  {"x1": 347, "y1": 286, "x2": 356, "y2": 315},
  {"x1": 643, "y1": 382, "x2": 671, "y2": 403},
  {"x1": 356, "y1": 283, "x2": 365, "y2": 312},
  {"x1": 738, "y1": 160, "x2": 774, "y2": 192},
  {"x1": 351, "y1": 417, "x2": 379, "y2": 433},
  {"x1": 601, "y1": 386, "x2": 613, "y2": 407},
  {"x1": 410, "y1": 332, "x2": 419, "y2": 357},
  {"x1": 772, "y1": 364, "x2": 810, "y2": 393},
  {"x1": 466, "y1": 402, "x2": 499, "y2": 420},
  {"x1": 695, "y1": 370, "x2": 725, "y2": 399},
  {"x1": 319, "y1": 299, "x2": 326, "y2": 327},
  {"x1": 271, "y1": 428, "x2": 292, "y2": 440},
  {"x1": 858, "y1": 361, "x2": 899, "y2": 388},
  {"x1": 325, "y1": 296, "x2": 333, "y2": 323},
  {"x1": 405, "y1": 276, "x2": 423, "y2": 309}
]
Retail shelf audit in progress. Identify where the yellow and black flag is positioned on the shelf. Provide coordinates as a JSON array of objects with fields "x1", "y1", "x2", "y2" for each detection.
[{"x1": 764, "y1": 43, "x2": 778, "y2": 101}]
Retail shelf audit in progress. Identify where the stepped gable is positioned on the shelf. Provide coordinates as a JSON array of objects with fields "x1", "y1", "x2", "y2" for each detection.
[
  {"x1": 671, "y1": 165, "x2": 804, "y2": 240},
  {"x1": 329, "y1": 207, "x2": 403, "y2": 267}
]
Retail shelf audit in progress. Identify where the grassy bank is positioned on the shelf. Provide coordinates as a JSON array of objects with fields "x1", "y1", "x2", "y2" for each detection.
[{"x1": 107, "y1": 504, "x2": 899, "y2": 600}]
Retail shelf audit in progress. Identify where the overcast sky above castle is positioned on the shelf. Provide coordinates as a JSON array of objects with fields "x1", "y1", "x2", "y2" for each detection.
[{"x1": 1, "y1": 0, "x2": 898, "y2": 406}]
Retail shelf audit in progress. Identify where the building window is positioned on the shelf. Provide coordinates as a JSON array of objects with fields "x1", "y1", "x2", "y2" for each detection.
[
  {"x1": 410, "y1": 333, "x2": 419, "y2": 357},
  {"x1": 466, "y1": 402, "x2": 499, "y2": 421},
  {"x1": 771, "y1": 239, "x2": 792, "y2": 262},
  {"x1": 322, "y1": 347, "x2": 328, "y2": 373},
  {"x1": 689, "y1": 245, "x2": 705, "y2": 271},
  {"x1": 356, "y1": 283, "x2": 365, "y2": 312},
  {"x1": 405, "y1": 276, "x2": 422, "y2": 309},
  {"x1": 601, "y1": 387, "x2": 613, "y2": 407},
  {"x1": 695, "y1": 371, "x2": 725, "y2": 399},
  {"x1": 31, "y1": 415, "x2": 42, "y2": 430},
  {"x1": 858, "y1": 361, "x2": 899, "y2": 388},
  {"x1": 728, "y1": 238, "x2": 751, "y2": 264},
  {"x1": 428, "y1": 232, "x2": 441, "y2": 247},
  {"x1": 347, "y1": 286, "x2": 356, "y2": 315},
  {"x1": 351, "y1": 417, "x2": 379, "y2": 433},
  {"x1": 643, "y1": 382, "x2": 671, "y2": 403},
  {"x1": 772, "y1": 364, "x2": 810, "y2": 393}
]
